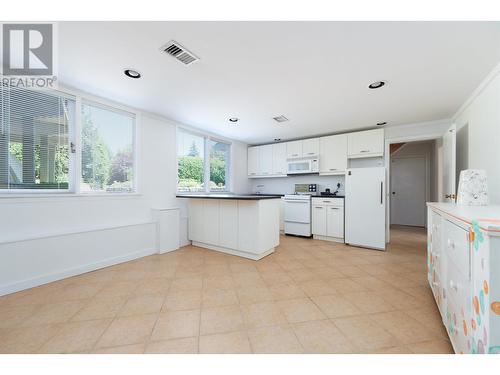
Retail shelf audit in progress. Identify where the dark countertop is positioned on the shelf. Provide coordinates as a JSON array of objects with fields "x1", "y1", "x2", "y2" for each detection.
[
  {"x1": 312, "y1": 195, "x2": 345, "y2": 198},
  {"x1": 176, "y1": 194, "x2": 282, "y2": 200}
]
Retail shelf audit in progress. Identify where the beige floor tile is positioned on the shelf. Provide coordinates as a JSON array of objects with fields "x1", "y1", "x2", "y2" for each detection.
[
  {"x1": 237, "y1": 286, "x2": 274, "y2": 305},
  {"x1": 404, "y1": 306, "x2": 448, "y2": 338},
  {"x1": 335, "y1": 265, "x2": 367, "y2": 278},
  {"x1": 199, "y1": 331, "x2": 251, "y2": 354},
  {"x1": 21, "y1": 300, "x2": 88, "y2": 327},
  {"x1": 202, "y1": 288, "x2": 239, "y2": 308},
  {"x1": 311, "y1": 294, "x2": 361, "y2": 319},
  {"x1": 71, "y1": 296, "x2": 127, "y2": 321},
  {"x1": 0, "y1": 304, "x2": 39, "y2": 329},
  {"x1": 47, "y1": 282, "x2": 104, "y2": 303},
  {"x1": 163, "y1": 289, "x2": 202, "y2": 311},
  {"x1": 151, "y1": 309, "x2": 200, "y2": 341},
  {"x1": 230, "y1": 263, "x2": 258, "y2": 274},
  {"x1": 298, "y1": 279, "x2": 335, "y2": 297},
  {"x1": 170, "y1": 277, "x2": 203, "y2": 291},
  {"x1": 38, "y1": 319, "x2": 111, "y2": 353},
  {"x1": 133, "y1": 278, "x2": 171, "y2": 295},
  {"x1": 145, "y1": 337, "x2": 198, "y2": 354},
  {"x1": 293, "y1": 319, "x2": 356, "y2": 353},
  {"x1": 0, "y1": 324, "x2": 62, "y2": 353},
  {"x1": 260, "y1": 271, "x2": 294, "y2": 285},
  {"x1": 269, "y1": 282, "x2": 306, "y2": 301},
  {"x1": 94, "y1": 281, "x2": 139, "y2": 299},
  {"x1": 91, "y1": 343, "x2": 146, "y2": 354},
  {"x1": 200, "y1": 305, "x2": 244, "y2": 335},
  {"x1": 328, "y1": 278, "x2": 368, "y2": 293},
  {"x1": 248, "y1": 324, "x2": 303, "y2": 353},
  {"x1": 368, "y1": 346, "x2": 414, "y2": 354},
  {"x1": 118, "y1": 294, "x2": 165, "y2": 317},
  {"x1": 202, "y1": 275, "x2": 235, "y2": 290},
  {"x1": 287, "y1": 268, "x2": 317, "y2": 283},
  {"x1": 370, "y1": 311, "x2": 442, "y2": 345},
  {"x1": 308, "y1": 267, "x2": 345, "y2": 280},
  {"x1": 241, "y1": 301, "x2": 288, "y2": 329},
  {"x1": 350, "y1": 276, "x2": 396, "y2": 291},
  {"x1": 232, "y1": 273, "x2": 266, "y2": 288},
  {"x1": 276, "y1": 260, "x2": 304, "y2": 271},
  {"x1": 342, "y1": 291, "x2": 397, "y2": 314},
  {"x1": 276, "y1": 298, "x2": 326, "y2": 323},
  {"x1": 333, "y1": 315, "x2": 399, "y2": 351},
  {"x1": 95, "y1": 314, "x2": 157, "y2": 348},
  {"x1": 408, "y1": 339, "x2": 454, "y2": 354}
]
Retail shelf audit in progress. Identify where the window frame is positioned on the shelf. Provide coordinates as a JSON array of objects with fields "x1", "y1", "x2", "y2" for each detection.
[
  {"x1": 79, "y1": 99, "x2": 138, "y2": 195},
  {"x1": 0, "y1": 86, "x2": 140, "y2": 196},
  {"x1": 176, "y1": 127, "x2": 232, "y2": 194}
]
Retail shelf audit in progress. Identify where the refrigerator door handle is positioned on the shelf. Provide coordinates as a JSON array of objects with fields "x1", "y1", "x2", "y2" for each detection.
[{"x1": 380, "y1": 181, "x2": 383, "y2": 204}]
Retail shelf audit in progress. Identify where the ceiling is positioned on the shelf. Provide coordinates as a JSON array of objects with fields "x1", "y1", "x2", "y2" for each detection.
[{"x1": 58, "y1": 21, "x2": 500, "y2": 144}]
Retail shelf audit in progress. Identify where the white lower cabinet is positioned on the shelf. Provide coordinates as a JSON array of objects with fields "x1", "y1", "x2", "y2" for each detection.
[
  {"x1": 311, "y1": 198, "x2": 344, "y2": 242},
  {"x1": 188, "y1": 198, "x2": 280, "y2": 260},
  {"x1": 427, "y1": 203, "x2": 500, "y2": 354}
]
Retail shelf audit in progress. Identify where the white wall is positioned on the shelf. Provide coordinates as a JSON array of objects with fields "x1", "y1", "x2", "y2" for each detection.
[{"x1": 453, "y1": 62, "x2": 500, "y2": 204}]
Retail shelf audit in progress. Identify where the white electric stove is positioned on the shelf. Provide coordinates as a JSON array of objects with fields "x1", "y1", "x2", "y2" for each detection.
[{"x1": 283, "y1": 184, "x2": 317, "y2": 237}]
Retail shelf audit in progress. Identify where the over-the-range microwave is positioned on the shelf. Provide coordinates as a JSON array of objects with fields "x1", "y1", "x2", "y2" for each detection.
[{"x1": 287, "y1": 157, "x2": 319, "y2": 175}]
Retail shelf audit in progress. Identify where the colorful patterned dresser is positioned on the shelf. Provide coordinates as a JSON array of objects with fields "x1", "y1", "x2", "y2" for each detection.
[{"x1": 427, "y1": 203, "x2": 500, "y2": 354}]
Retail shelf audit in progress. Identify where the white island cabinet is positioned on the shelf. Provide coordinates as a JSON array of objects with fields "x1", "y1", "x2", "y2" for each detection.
[
  {"x1": 178, "y1": 195, "x2": 281, "y2": 260},
  {"x1": 427, "y1": 202, "x2": 500, "y2": 354}
]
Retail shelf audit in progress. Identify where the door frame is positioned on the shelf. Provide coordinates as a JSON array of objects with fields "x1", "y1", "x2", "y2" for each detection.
[
  {"x1": 390, "y1": 155, "x2": 429, "y2": 227},
  {"x1": 384, "y1": 131, "x2": 446, "y2": 243}
]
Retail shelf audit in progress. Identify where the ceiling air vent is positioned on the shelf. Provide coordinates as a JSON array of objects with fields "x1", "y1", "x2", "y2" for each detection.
[
  {"x1": 272, "y1": 115, "x2": 289, "y2": 123},
  {"x1": 160, "y1": 40, "x2": 199, "y2": 66}
]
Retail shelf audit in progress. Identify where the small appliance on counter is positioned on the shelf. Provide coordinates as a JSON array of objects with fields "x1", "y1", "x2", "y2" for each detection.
[
  {"x1": 320, "y1": 183, "x2": 341, "y2": 196},
  {"x1": 282, "y1": 183, "x2": 317, "y2": 237}
]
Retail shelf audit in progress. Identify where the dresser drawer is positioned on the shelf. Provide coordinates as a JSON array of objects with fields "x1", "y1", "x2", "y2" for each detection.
[
  {"x1": 446, "y1": 296, "x2": 470, "y2": 354},
  {"x1": 446, "y1": 254, "x2": 471, "y2": 311},
  {"x1": 311, "y1": 197, "x2": 344, "y2": 206},
  {"x1": 444, "y1": 219, "x2": 470, "y2": 279}
]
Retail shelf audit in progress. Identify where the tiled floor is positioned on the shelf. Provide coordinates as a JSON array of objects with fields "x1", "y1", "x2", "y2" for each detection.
[{"x1": 0, "y1": 225, "x2": 453, "y2": 354}]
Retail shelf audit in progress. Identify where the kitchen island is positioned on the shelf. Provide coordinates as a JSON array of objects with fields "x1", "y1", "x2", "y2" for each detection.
[{"x1": 176, "y1": 194, "x2": 281, "y2": 260}]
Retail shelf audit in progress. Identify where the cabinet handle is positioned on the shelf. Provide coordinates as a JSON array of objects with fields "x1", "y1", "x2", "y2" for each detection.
[
  {"x1": 314, "y1": 206, "x2": 324, "y2": 209},
  {"x1": 307, "y1": 152, "x2": 315, "y2": 155},
  {"x1": 330, "y1": 207, "x2": 339, "y2": 210},
  {"x1": 329, "y1": 168, "x2": 338, "y2": 171},
  {"x1": 449, "y1": 280, "x2": 459, "y2": 292},
  {"x1": 432, "y1": 281, "x2": 439, "y2": 287},
  {"x1": 447, "y1": 239, "x2": 455, "y2": 249}
]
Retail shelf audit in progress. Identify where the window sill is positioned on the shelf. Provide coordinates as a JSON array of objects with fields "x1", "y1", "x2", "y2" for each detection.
[{"x1": 0, "y1": 192, "x2": 143, "y2": 203}]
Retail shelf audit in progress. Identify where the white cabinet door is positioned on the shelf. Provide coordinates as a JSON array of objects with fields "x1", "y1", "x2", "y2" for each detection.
[
  {"x1": 327, "y1": 206, "x2": 344, "y2": 238},
  {"x1": 302, "y1": 138, "x2": 319, "y2": 157},
  {"x1": 219, "y1": 200, "x2": 238, "y2": 249},
  {"x1": 248, "y1": 146, "x2": 260, "y2": 177},
  {"x1": 286, "y1": 140, "x2": 303, "y2": 159},
  {"x1": 312, "y1": 204, "x2": 327, "y2": 236},
  {"x1": 188, "y1": 200, "x2": 204, "y2": 242},
  {"x1": 272, "y1": 143, "x2": 287, "y2": 175},
  {"x1": 203, "y1": 200, "x2": 220, "y2": 245},
  {"x1": 347, "y1": 129, "x2": 384, "y2": 158},
  {"x1": 319, "y1": 134, "x2": 347, "y2": 174},
  {"x1": 259, "y1": 144, "x2": 273, "y2": 176}
]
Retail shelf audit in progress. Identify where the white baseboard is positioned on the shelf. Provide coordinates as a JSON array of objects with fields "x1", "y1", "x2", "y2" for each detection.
[
  {"x1": 312, "y1": 235, "x2": 344, "y2": 243},
  {"x1": 191, "y1": 241, "x2": 274, "y2": 260}
]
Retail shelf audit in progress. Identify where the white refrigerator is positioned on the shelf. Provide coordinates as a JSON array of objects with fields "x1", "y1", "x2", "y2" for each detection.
[{"x1": 345, "y1": 167, "x2": 386, "y2": 250}]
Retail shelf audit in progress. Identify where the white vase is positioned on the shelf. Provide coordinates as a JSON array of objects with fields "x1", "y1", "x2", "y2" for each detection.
[{"x1": 456, "y1": 169, "x2": 488, "y2": 206}]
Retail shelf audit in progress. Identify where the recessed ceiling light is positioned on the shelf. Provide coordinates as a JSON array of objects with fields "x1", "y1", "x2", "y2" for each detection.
[
  {"x1": 229, "y1": 118, "x2": 239, "y2": 123},
  {"x1": 368, "y1": 81, "x2": 386, "y2": 89},
  {"x1": 376, "y1": 122, "x2": 387, "y2": 126},
  {"x1": 124, "y1": 69, "x2": 141, "y2": 79},
  {"x1": 274, "y1": 138, "x2": 281, "y2": 142}
]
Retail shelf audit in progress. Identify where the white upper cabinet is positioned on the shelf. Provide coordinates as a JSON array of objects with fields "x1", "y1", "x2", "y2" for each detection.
[
  {"x1": 286, "y1": 140, "x2": 303, "y2": 159},
  {"x1": 259, "y1": 144, "x2": 273, "y2": 176},
  {"x1": 247, "y1": 147, "x2": 260, "y2": 177},
  {"x1": 319, "y1": 134, "x2": 347, "y2": 175},
  {"x1": 272, "y1": 143, "x2": 287, "y2": 176},
  {"x1": 347, "y1": 128, "x2": 384, "y2": 158},
  {"x1": 302, "y1": 138, "x2": 320, "y2": 157}
]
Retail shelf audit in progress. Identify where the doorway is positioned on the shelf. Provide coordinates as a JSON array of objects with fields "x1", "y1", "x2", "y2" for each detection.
[{"x1": 389, "y1": 140, "x2": 437, "y2": 229}]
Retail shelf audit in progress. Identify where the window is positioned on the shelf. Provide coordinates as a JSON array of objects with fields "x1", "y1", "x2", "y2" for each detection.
[
  {"x1": 177, "y1": 129, "x2": 231, "y2": 193},
  {"x1": 81, "y1": 102, "x2": 135, "y2": 193},
  {"x1": 0, "y1": 86, "x2": 75, "y2": 191},
  {"x1": 209, "y1": 139, "x2": 230, "y2": 191},
  {"x1": 177, "y1": 129, "x2": 205, "y2": 192}
]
